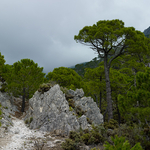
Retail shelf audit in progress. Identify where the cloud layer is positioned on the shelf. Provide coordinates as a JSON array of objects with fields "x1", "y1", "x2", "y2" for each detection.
[{"x1": 0, "y1": 0, "x2": 150, "y2": 73}]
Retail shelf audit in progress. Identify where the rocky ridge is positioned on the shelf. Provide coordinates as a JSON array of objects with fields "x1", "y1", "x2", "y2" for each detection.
[{"x1": 24, "y1": 84, "x2": 103, "y2": 136}]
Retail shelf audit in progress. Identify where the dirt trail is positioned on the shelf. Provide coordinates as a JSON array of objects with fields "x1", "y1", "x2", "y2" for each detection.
[{"x1": 0, "y1": 116, "x2": 64, "y2": 150}]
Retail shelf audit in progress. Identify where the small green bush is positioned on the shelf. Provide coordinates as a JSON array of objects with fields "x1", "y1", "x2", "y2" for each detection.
[
  {"x1": 104, "y1": 119, "x2": 118, "y2": 130},
  {"x1": 61, "y1": 139, "x2": 77, "y2": 150},
  {"x1": 81, "y1": 125, "x2": 105, "y2": 145},
  {"x1": 69, "y1": 106, "x2": 73, "y2": 111},
  {"x1": 104, "y1": 135, "x2": 143, "y2": 150},
  {"x1": 60, "y1": 86, "x2": 68, "y2": 94},
  {"x1": 25, "y1": 119, "x2": 29, "y2": 124},
  {"x1": 91, "y1": 148, "x2": 100, "y2": 150},
  {"x1": 68, "y1": 99, "x2": 75, "y2": 108},
  {"x1": 38, "y1": 83, "x2": 51, "y2": 93},
  {"x1": 29, "y1": 117, "x2": 33, "y2": 123},
  {"x1": 81, "y1": 133, "x2": 91, "y2": 144},
  {"x1": 113, "y1": 123, "x2": 149, "y2": 149},
  {"x1": 86, "y1": 117, "x2": 92, "y2": 124},
  {"x1": 69, "y1": 131, "x2": 81, "y2": 143}
]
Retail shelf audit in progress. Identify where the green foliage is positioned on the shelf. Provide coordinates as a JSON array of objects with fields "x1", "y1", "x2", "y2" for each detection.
[
  {"x1": 62, "y1": 125, "x2": 105, "y2": 150},
  {"x1": 0, "y1": 52, "x2": 5, "y2": 77},
  {"x1": 5, "y1": 59, "x2": 45, "y2": 99},
  {"x1": 38, "y1": 82, "x2": 53, "y2": 93},
  {"x1": 46, "y1": 67, "x2": 82, "y2": 89},
  {"x1": 75, "y1": 19, "x2": 150, "y2": 121},
  {"x1": 84, "y1": 62, "x2": 105, "y2": 106},
  {"x1": 73, "y1": 57, "x2": 102, "y2": 76},
  {"x1": 104, "y1": 135, "x2": 143, "y2": 150},
  {"x1": 69, "y1": 106, "x2": 73, "y2": 111},
  {"x1": 69, "y1": 131, "x2": 81, "y2": 143},
  {"x1": 91, "y1": 148, "x2": 100, "y2": 150},
  {"x1": 104, "y1": 119, "x2": 118, "y2": 130},
  {"x1": 112, "y1": 123, "x2": 150, "y2": 149},
  {"x1": 60, "y1": 86, "x2": 68, "y2": 94},
  {"x1": 25, "y1": 119, "x2": 29, "y2": 124},
  {"x1": 118, "y1": 68, "x2": 150, "y2": 124},
  {"x1": 61, "y1": 138, "x2": 79, "y2": 150},
  {"x1": 29, "y1": 117, "x2": 33, "y2": 123},
  {"x1": 81, "y1": 127, "x2": 104, "y2": 145},
  {"x1": 86, "y1": 117, "x2": 92, "y2": 124},
  {"x1": 68, "y1": 99, "x2": 75, "y2": 108}
]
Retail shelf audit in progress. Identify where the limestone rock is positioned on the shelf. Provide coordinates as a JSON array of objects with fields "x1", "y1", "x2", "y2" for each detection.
[
  {"x1": 74, "y1": 97, "x2": 103, "y2": 125},
  {"x1": 0, "y1": 91, "x2": 18, "y2": 128},
  {"x1": 25, "y1": 84, "x2": 103, "y2": 136}
]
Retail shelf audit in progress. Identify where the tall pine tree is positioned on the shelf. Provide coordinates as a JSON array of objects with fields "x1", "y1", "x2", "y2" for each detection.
[{"x1": 5, "y1": 59, "x2": 45, "y2": 112}]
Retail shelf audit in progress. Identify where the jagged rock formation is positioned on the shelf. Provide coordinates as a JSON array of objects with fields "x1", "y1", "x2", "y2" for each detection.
[
  {"x1": 143, "y1": 26, "x2": 150, "y2": 38},
  {"x1": 0, "y1": 91, "x2": 19, "y2": 139},
  {"x1": 0, "y1": 92, "x2": 18, "y2": 127},
  {"x1": 25, "y1": 84, "x2": 103, "y2": 136}
]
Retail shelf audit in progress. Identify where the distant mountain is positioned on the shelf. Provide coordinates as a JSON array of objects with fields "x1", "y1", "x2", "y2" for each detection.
[
  {"x1": 70, "y1": 57, "x2": 102, "y2": 76},
  {"x1": 69, "y1": 62, "x2": 87, "y2": 69},
  {"x1": 143, "y1": 26, "x2": 150, "y2": 38}
]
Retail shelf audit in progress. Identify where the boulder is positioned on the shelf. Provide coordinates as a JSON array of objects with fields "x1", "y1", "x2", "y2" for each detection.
[{"x1": 25, "y1": 84, "x2": 103, "y2": 136}]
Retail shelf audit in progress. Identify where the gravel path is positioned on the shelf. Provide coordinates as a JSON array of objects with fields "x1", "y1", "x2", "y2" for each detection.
[{"x1": 0, "y1": 116, "x2": 56, "y2": 150}]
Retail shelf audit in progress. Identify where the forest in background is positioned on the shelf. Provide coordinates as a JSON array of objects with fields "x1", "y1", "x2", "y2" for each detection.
[{"x1": 1, "y1": 20, "x2": 150, "y2": 149}]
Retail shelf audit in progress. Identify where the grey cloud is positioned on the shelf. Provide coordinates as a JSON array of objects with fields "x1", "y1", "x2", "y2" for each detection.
[{"x1": 0, "y1": 0, "x2": 150, "y2": 74}]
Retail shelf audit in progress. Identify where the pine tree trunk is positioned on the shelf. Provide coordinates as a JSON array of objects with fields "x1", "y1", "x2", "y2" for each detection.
[
  {"x1": 21, "y1": 87, "x2": 26, "y2": 112},
  {"x1": 104, "y1": 57, "x2": 113, "y2": 121},
  {"x1": 99, "y1": 91, "x2": 102, "y2": 110},
  {"x1": 99, "y1": 75, "x2": 102, "y2": 110}
]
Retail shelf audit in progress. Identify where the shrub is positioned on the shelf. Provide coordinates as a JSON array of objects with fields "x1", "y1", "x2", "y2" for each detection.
[
  {"x1": 113, "y1": 123, "x2": 149, "y2": 149},
  {"x1": 86, "y1": 117, "x2": 92, "y2": 124},
  {"x1": 68, "y1": 99, "x2": 75, "y2": 108},
  {"x1": 29, "y1": 117, "x2": 33, "y2": 123},
  {"x1": 60, "y1": 86, "x2": 68, "y2": 94},
  {"x1": 38, "y1": 83, "x2": 51, "y2": 93},
  {"x1": 91, "y1": 148, "x2": 100, "y2": 150},
  {"x1": 69, "y1": 106, "x2": 73, "y2": 111},
  {"x1": 104, "y1": 135, "x2": 143, "y2": 150},
  {"x1": 25, "y1": 119, "x2": 29, "y2": 124},
  {"x1": 69, "y1": 131, "x2": 81, "y2": 143},
  {"x1": 104, "y1": 119, "x2": 118, "y2": 130},
  {"x1": 75, "y1": 106, "x2": 85, "y2": 117},
  {"x1": 81, "y1": 125, "x2": 105, "y2": 145},
  {"x1": 61, "y1": 139, "x2": 78, "y2": 150}
]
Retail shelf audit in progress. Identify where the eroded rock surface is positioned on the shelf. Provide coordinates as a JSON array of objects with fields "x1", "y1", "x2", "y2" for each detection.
[{"x1": 25, "y1": 84, "x2": 103, "y2": 136}]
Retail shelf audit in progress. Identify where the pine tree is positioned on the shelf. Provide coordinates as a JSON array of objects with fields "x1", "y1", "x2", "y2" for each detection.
[
  {"x1": 74, "y1": 19, "x2": 149, "y2": 121},
  {"x1": 5, "y1": 59, "x2": 45, "y2": 112}
]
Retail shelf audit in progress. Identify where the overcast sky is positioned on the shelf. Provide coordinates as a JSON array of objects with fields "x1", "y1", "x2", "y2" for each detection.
[{"x1": 0, "y1": 0, "x2": 150, "y2": 74}]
